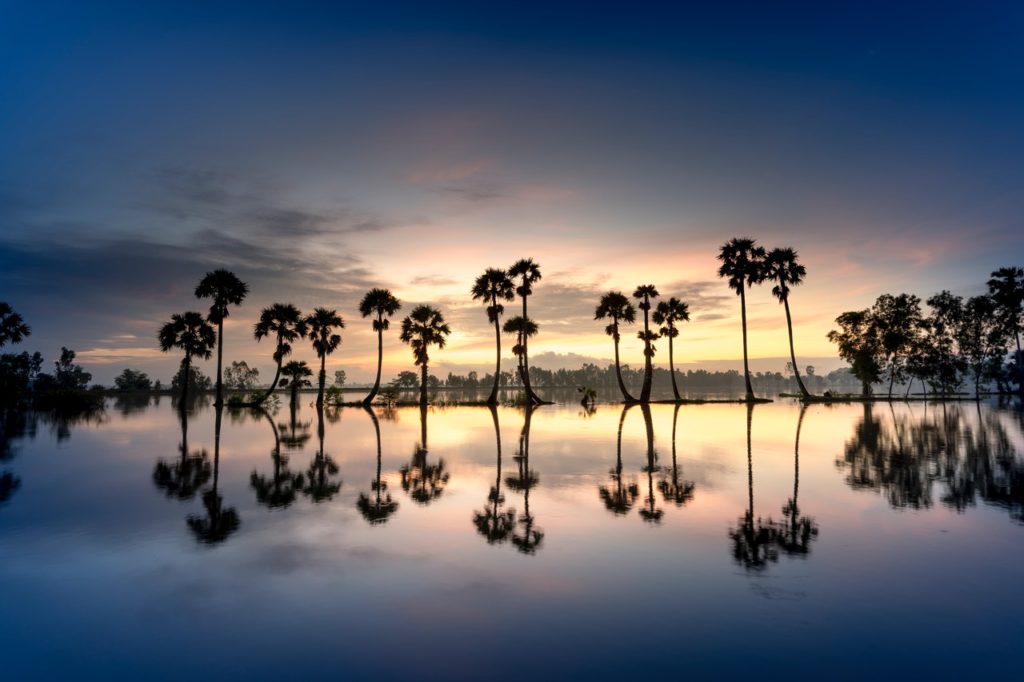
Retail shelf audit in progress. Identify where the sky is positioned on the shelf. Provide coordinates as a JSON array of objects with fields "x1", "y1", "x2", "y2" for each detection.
[{"x1": 1, "y1": 1, "x2": 1023, "y2": 384}]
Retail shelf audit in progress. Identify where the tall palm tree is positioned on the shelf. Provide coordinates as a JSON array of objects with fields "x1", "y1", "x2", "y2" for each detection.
[
  {"x1": 357, "y1": 406, "x2": 398, "y2": 524},
  {"x1": 304, "y1": 307, "x2": 344, "y2": 407},
  {"x1": 194, "y1": 270, "x2": 248, "y2": 406},
  {"x1": 473, "y1": 405, "x2": 515, "y2": 544},
  {"x1": 158, "y1": 311, "x2": 216, "y2": 405},
  {"x1": 599, "y1": 405, "x2": 639, "y2": 514},
  {"x1": 764, "y1": 248, "x2": 810, "y2": 397},
  {"x1": 503, "y1": 315, "x2": 539, "y2": 392},
  {"x1": 472, "y1": 268, "x2": 516, "y2": 405},
  {"x1": 653, "y1": 298, "x2": 690, "y2": 401},
  {"x1": 594, "y1": 292, "x2": 637, "y2": 402},
  {"x1": 718, "y1": 238, "x2": 766, "y2": 401},
  {"x1": 253, "y1": 303, "x2": 308, "y2": 405},
  {"x1": 187, "y1": 406, "x2": 240, "y2": 544},
  {"x1": 280, "y1": 360, "x2": 313, "y2": 407},
  {"x1": 508, "y1": 258, "x2": 544, "y2": 404},
  {"x1": 359, "y1": 288, "x2": 402, "y2": 406},
  {"x1": 0, "y1": 302, "x2": 31, "y2": 347},
  {"x1": 399, "y1": 305, "x2": 452, "y2": 407},
  {"x1": 633, "y1": 284, "x2": 660, "y2": 402},
  {"x1": 987, "y1": 267, "x2": 1024, "y2": 396}
]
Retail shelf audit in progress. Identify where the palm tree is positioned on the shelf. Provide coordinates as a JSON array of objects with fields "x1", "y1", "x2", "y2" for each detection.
[
  {"x1": 194, "y1": 270, "x2": 248, "y2": 406},
  {"x1": 987, "y1": 267, "x2": 1024, "y2": 396},
  {"x1": 594, "y1": 292, "x2": 637, "y2": 402},
  {"x1": 359, "y1": 288, "x2": 402, "y2": 406},
  {"x1": 304, "y1": 307, "x2": 344, "y2": 407},
  {"x1": 599, "y1": 405, "x2": 640, "y2": 514},
  {"x1": 508, "y1": 258, "x2": 545, "y2": 404},
  {"x1": 187, "y1": 406, "x2": 240, "y2": 544},
  {"x1": 253, "y1": 303, "x2": 308, "y2": 404},
  {"x1": 158, "y1": 311, "x2": 216, "y2": 405},
  {"x1": 764, "y1": 248, "x2": 810, "y2": 397},
  {"x1": 280, "y1": 360, "x2": 313, "y2": 407},
  {"x1": 473, "y1": 405, "x2": 515, "y2": 544},
  {"x1": 659, "y1": 403, "x2": 695, "y2": 505},
  {"x1": 718, "y1": 238, "x2": 766, "y2": 401},
  {"x1": 503, "y1": 315, "x2": 539, "y2": 392},
  {"x1": 472, "y1": 268, "x2": 516, "y2": 405},
  {"x1": 0, "y1": 302, "x2": 31, "y2": 347},
  {"x1": 357, "y1": 406, "x2": 398, "y2": 524},
  {"x1": 653, "y1": 298, "x2": 690, "y2": 401},
  {"x1": 399, "y1": 305, "x2": 452, "y2": 407},
  {"x1": 633, "y1": 284, "x2": 660, "y2": 403},
  {"x1": 638, "y1": 404, "x2": 663, "y2": 523}
]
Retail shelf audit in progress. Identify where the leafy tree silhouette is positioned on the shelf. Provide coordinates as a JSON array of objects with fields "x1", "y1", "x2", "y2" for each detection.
[
  {"x1": 304, "y1": 308, "x2": 344, "y2": 407},
  {"x1": 399, "y1": 305, "x2": 451, "y2": 407},
  {"x1": 359, "y1": 288, "x2": 402, "y2": 407},
  {"x1": 194, "y1": 270, "x2": 248, "y2": 406},
  {"x1": 253, "y1": 303, "x2": 308, "y2": 405},
  {"x1": 472, "y1": 268, "x2": 516, "y2": 405},
  {"x1": 653, "y1": 298, "x2": 690, "y2": 401},
  {"x1": 717, "y1": 238, "x2": 766, "y2": 401},
  {"x1": 633, "y1": 285, "x2": 660, "y2": 403},
  {"x1": 764, "y1": 248, "x2": 811, "y2": 397},
  {"x1": 595, "y1": 292, "x2": 637, "y2": 402},
  {"x1": 508, "y1": 258, "x2": 546, "y2": 404},
  {"x1": 158, "y1": 312, "x2": 216, "y2": 405}
]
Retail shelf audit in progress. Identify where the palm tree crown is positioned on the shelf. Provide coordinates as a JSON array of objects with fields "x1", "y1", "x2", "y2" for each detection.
[
  {"x1": 360, "y1": 288, "x2": 402, "y2": 332},
  {"x1": 508, "y1": 258, "x2": 542, "y2": 297},
  {"x1": 595, "y1": 292, "x2": 636, "y2": 340},
  {"x1": 254, "y1": 303, "x2": 307, "y2": 362},
  {"x1": 472, "y1": 268, "x2": 516, "y2": 322},
  {"x1": 158, "y1": 312, "x2": 216, "y2": 361},
  {"x1": 718, "y1": 238, "x2": 766, "y2": 293},
  {"x1": 306, "y1": 308, "x2": 344, "y2": 359},
  {"x1": 763, "y1": 248, "x2": 806, "y2": 302},
  {"x1": 653, "y1": 297, "x2": 690, "y2": 338},
  {"x1": 503, "y1": 315, "x2": 538, "y2": 358},
  {"x1": 194, "y1": 269, "x2": 248, "y2": 324},
  {"x1": 400, "y1": 305, "x2": 452, "y2": 366},
  {"x1": 0, "y1": 302, "x2": 31, "y2": 347}
]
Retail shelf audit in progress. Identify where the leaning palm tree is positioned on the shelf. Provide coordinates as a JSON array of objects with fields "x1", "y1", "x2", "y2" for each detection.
[
  {"x1": 359, "y1": 288, "x2": 402, "y2": 406},
  {"x1": 502, "y1": 315, "x2": 539, "y2": 390},
  {"x1": 280, "y1": 360, "x2": 313, "y2": 407},
  {"x1": 633, "y1": 285, "x2": 660, "y2": 402},
  {"x1": 508, "y1": 258, "x2": 544, "y2": 404},
  {"x1": 764, "y1": 248, "x2": 810, "y2": 397},
  {"x1": 253, "y1": 303, "x2": 308, "y2": 404},
  {"x1": 595, "y1": 292, "x2": 637, "y2": 402},
  {"x1": 472, "y1": 268, "x2": 516, "y2": 405},
  {"x1": 653, "y1": 298, "x2": 690, "y2": 401},
  {"x1": 304, "y1": 307, "x2": 344, "y2": 407},
  {"x1": 0, "y1": 302, "x2": 31, "y2": 347},
  {"x1": 718, "y1": 238, "x2": 766, "y2": 401},
  {"x1": 194, "y1": 270, "x2": 248, "y2": 406},
  {"x1": 158, "y1": 311, "x2": 216, "y2": 405},
  {"x1": 399, "y1": 305, "x2": 452, "y2": 407}
]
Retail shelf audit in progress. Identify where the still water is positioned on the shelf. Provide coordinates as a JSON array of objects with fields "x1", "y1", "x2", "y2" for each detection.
[{"x1": 2, "y1": 397, "x2": 1023, "y2": 680}]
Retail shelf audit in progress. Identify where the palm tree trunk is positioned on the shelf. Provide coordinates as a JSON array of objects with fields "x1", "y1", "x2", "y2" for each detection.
[
  {"x1": 488, "y1": 315, "x2": 501, "y2": 405},
  {"x1": 888, "y1": 362, "x2": 896, "y2": 397},
  {"x1": 613, "y1": 328, "x2": 636, "y2": 402},
  {"x1": 783, "y1": 296, "x2": 809, "y2": 397},
  {"x1": 258, "y1": 342, "x2": 284, "y2": 404},
  {"x1": 740, "y1": 284, "x2": 754, "y2": 400},
  {"x1": 215, "y1": 319, "x2": 224, "y2": 406},
  {"x1": 317, "y1": 354, "x2": 326, "y2": 407},
  {"x1": 668, "y1": 335, "x2": 681, "y2": 401},
  {"x1": 420, "y1": 362, "x2": 428, "y2": 407},
  {"x1": 364, "y1": 324, "x2": 384, "y2": 406},
  {"x1": 640, "y1": 306, "x2": 653, "y2": 403},
  {"x1": 420, "y1": 402, "x2": 428, "y2": 450},
  {"x1": 181, "y1": 354, "x2": 191, "y2": 407},
  {"x1": 1016, "y1": 330, "x2": 1023, "y2": 397},
  {"x1": 521, "y1": 294, "x2": 542, "y2": 404},
  {"x1": 745, "y1": 403, "x2": 754, "y2": 519}
]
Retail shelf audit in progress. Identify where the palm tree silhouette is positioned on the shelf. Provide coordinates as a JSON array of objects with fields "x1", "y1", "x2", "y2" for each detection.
[
  {"x1": 638, "y1": 404, "x2": 663, "y2": 523},
  {"x1": 153, "y1": 408, "x2": 211, "y2": 500},
  {"x1": 599, "y1": 405, "x2": 640, "y2": 514},
  {"x1": 0, "y1": 302, "x2": 31, "y2": 347},
  {"x1": 659, "y1": 403, "x2": 695, "y2": 506},
  {"x1": 359, "y1": 288, "x2": 402, "y2": 407},
  {"x1": 473, "y1": 405, "x2": 516, "y2": 544},
  {"x1": 304, "y1": 307, "x2": 344, "y2": 407},
  {"x1": 158, "y1": 311, "x2": 216, "y2": 405},
  {"x1": 507, "y1": 405, "x2": 543, "y2": 554},
  {"x1": 280, "y1": 360, "x2": 313, "y2": 408},
  {"x1": 253, "y1": 303, "x2": 308, "y2": 405},
  {"x1": 633, "y1": 285, "x2": 660, "y2": 403},
  {"x1": 301, "y1": 406, "x2": 341, "y2": 503},
  {"x1": 770, "y1": 404, "x2": 819, "y2": 555},
  {"x1": 728, "y1": 404, "x2": 779, "y2": 570},
  {"x1": 502, "y1": 315, "x2": 538, "y2": 392},
  {"x1": 508, "y1": 258, "x2": 545, "y2": 404},
  {"x1": 653, "y1": 298, "x2": 690, "y2": 402},
  {"x1": 250, "y1": 408, "x2": 304, "y2": 509},
  {"x1": 194, "y1": 270, "x2": 248, "y2": 406},
  {"x1": 357, "y1": 406, "x2": 398, "y2": 524},
  {"x1": 472, "y1": 268, "x2": 516, "y2": 405},
  {"x1": 399, "y1": 305, "x2": 451, "y2": 407},
  {"x1": 400, "y1": 404, "x2": 450, "y2": 504},
  {"x1": 187, "y1": 406, "x2": 240, "y2": 544},
  {"x1": 987, "y1": 267, "x2": 1024, "y2": 396},
  {"x1": 717, "y1": 238, "x2": 766, "y2": 401},
  {"x1": 595, "y1": 291, "x2": 638, "y2": 402},
  {"x1": 764, "y1": 248, "x2": 810, "y2": 397}
]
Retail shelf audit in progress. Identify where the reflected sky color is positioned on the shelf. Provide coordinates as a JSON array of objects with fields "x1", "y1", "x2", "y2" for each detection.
[
  {"x1": 2, "y1": 3, "x2": 1023, "y2": 382},
  {"x1": 2, "y1": 399, "x2": 1023, "y2": 679}
]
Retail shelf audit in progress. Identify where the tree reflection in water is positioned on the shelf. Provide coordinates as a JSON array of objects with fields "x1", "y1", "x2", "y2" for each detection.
[
  {"x1": 250, "y1": 407, "x2": 304, "y2": 509},
  {"x1": 599, "y1": 405, "x2": 640, "y2": 515},
  {"x1": 1, "y1": 410, "x2": 36, "y2": 506},
  {"x1": 153, "y1": 407, "x2": 211, "y2": 500},
  {"x1": 301, "y1": 405, "x2": 341, "y2": 503},
  {"x1": 400, "y1": 405, "x2": 449, "y2": 505},
  {"x1": 188, "y1": 405, "x2": 240, "y2": 544},
  {"x1": 357, "y1": 406, "x2": 398, "y2": 524},
  {"x1": 473, "y1": 405, "x2": 516, "y2": 545},
  {"x1": 638, "y1": 404, "x2": 664, "y2": 523},
  {"x1": 659, "y1": 403, "x2": 695, "y2": 507},
  {"x1": 728, "y1": 404, "x2": 779, "y2": 571},
  {"x1": 768, "y1": 403, "x2": 818, "y2": 556},
  {"x1": 507, "y1": 405, "x2": 543, "y2": 554}
]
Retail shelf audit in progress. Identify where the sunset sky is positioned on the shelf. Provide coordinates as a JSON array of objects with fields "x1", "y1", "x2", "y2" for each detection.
[{"x1": 2, "y1": 2, "x2": 1022, "y2": 384}]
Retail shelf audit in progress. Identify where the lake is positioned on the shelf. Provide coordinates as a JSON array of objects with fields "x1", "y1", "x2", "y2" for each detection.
[{"x1": 2, "y1": 397, "x2": 1023, "y2": 680}]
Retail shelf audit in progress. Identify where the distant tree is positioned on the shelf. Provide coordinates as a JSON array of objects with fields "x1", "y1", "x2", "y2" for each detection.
[
  {"x1": 922, "y1": 291, "x2": 966, "y2": 394},
  {"x1": 33, "y1": 347, "x2": 94, "y2": 393},
  {"x1": 113, "y1": 368, "x2": 152, "y2": 392},
  {"x1": 399, "y1": 305, "x2": 451, "y2": 407},
  {"x1": 987, "y1": 267, "x2": 1024, "y2": 395},
  {"x1": 595, "y1": 291, "x2": 637, "y2": 402},
  {"x1": 0, "y1": 303, "x2": 31, "y2": 348},
  {"x1": 718, "y1": 238, "x2": 766, "y2": 400},
  {"x1": 171, "y1": 364, "x2": 212, "y2": 394},
  {"x1": 280, "y1": 360, "x2": 313, "y2": 406},
  {"x1": 957, "y1": 295, "x2": 1008, "y2": 396},
  {"x1": 304, "y1": 307, "x2": 344, "y2": 407},
  {"x1": 653, "y1": 297, "x2": 690, "y2": 401},
  {"x1": 0, "y1": 351, "x2": 43, "y2": 407},
  {"x1": 633, "y1": 285, "x2": 660, "y2": 403},
  {"x1": 359, "y1": 288, "x2": 402, "y2": 406},
  {"x1": 508, "y1": 258, "x2": 544, "y2": 404},
  {"x1": 194, "y1": 269, "x2": 248, "y2": 405},
  {"x1": 764, "y1": 247, "x2": 811, "y2": 397},
  {"x1": 391, "y1": 370, "x2": 419, "y2": 389},
  {"x1": 828, "y1": 310, "x2": 882, "y2": 396},
  {"x1": 870, "y1": 293, "x2": 924, "y2": 396},
  {"x1": 472, "y1": 268, "x2": 516, "y2": 405},
  {"x1": 333, "y1": 369, "x2": 347, "y2": 387},
  {"x1": 253, "y1": 303, "x2": 307, "y2": 404},
  {"x1": 223, "y1": 360, "x2": 259, "y2": 390}
]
